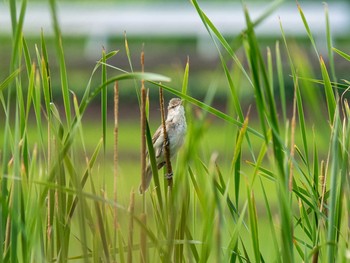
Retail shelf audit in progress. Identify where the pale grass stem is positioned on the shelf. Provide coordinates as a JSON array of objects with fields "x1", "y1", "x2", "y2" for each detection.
[
  {"x1": 319, "y1": 160, "x2": 326, "y2": 214},
  {"x1": 140, "y1": 50, "x2": 147, "y2": 263},
  {"x1": 127, "y1": 189, "x2": 135, "y2": 263},
  {"x1": 140, "y1": 213, "x2": 147, "y2": 263},
  {"x1": 140, "y1": 50, "x2": 146, "y2": 198},
  {"x1": 289, "y1": 80, "x2": 298, "y2": 191}
]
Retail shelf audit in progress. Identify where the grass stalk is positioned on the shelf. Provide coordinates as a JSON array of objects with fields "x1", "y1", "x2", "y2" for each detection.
[
  {"x1": 140, "y1": 51, "x2": 147, "y2": 197},
  {"x1": 114, "y1": 81, "x2": 119, "y2": 260},
  {"x1": 159, "y1": 87, "x2": 173, "y2": 188},
  {"x1": 140, "y1": 213, "x2": 147, "y2": 263},
  {"x1": 127, "y1": 190, "x2": 135, "y2": 263},
  {"x1": 102, "y1": 48, "x2": 108, "y2": 156},
  {"x1": 289, "y1": 80, "x2": 298, "y2": 191},
  {"x1": 140, "y1": 50, "x2": 148, "y2": 262}
]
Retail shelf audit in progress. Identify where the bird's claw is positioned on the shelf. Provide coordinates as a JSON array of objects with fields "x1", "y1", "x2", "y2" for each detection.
[{"x1": 166, "y1": 172, "x2": 173, "y2": 179}]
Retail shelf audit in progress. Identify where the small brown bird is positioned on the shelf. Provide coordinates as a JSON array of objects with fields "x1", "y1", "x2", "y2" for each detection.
[{"x1": 139, "y1": 98, "x2": 187, "y2": 194}]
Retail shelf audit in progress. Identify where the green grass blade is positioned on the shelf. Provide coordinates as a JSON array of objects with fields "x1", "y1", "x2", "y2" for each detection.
[
  {"x1": 247, "y1": 187, "x2": 260, "y2": 263},
  {"x1": 0, "y1": 69, "x2": 21, "y2": 93},
  {"x1": 181, "y1": 57, "x2": 189, "y2": 96},
  {"x1": 90, "y1": 182, "x2": 110, "y2": 262},
  {"x1": 324, "y1": 3, "x2": 336, "y2": 81},
  {"x1": 295, "y1": 80, "x2": 310, "y2": 167},
  {"x1": 332, "y1": 47, "x2": 350, "y2": 62},
  {"x1": 276, "y1": 41, "x2": 286, "y2": 123},
  {"x1": 320, "y1": 57, "x2": 336, "y2": 124},
  {"x1": 297, "y1": 3, "x2": 319, "y2": 57},
  {"x1": 145, "y1": 120, "x2": 162, "y2": 210},
  {"x1": 22, "y1": 37, "x2": 31, "y2": 78},
  {"x1": 326, "y1": 109, "x2": 341, "y2": 262},
  {"x1": 260, "y1": 180, "x2": 281, "y2": 262},
  {"x1": 191, "y1": 0, "x2": 253, "y2": 89},
  {"x1": 49, "y1": 0, "x2": 71, "y2": 126},
  {"x1": 10, "y1": 0, "x2": 26, "y2": 72},
  {"x1": 244, "y1": 6, "x2": 285, "y2": 179},
  {"x1": 101, "y1": 49, "x2": 107, "y2": 154},
  {"x1": 67, "y1": 139, "x2": 103, "y2": 220}
]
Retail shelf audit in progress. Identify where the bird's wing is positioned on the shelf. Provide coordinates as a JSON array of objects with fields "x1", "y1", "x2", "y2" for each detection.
[
  {"x1": 152, "y1": 125, "x2": 162, "y2": 144},
  {"x1": 152, "y1": 125, "x2": 164, "y2": 158}
]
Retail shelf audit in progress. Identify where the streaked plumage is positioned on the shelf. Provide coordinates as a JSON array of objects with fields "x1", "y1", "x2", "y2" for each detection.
[{"x1": 139, "y1": 98, "x2": 186, "y2": 193}]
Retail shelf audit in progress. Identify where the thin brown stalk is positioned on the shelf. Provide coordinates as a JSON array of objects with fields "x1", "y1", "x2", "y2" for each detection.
[
  {"x1": 312, "y1": 249, "x2": 319, "y2": 263},
  {"x1": 159, "y1": 87, "x2": 173, "y2": 188},
  {"x1": 140, "y1": 51, "x2": 146, "y2": 196},
  {"x1": 319, "y1": 160, "x2": 326, "y2": 215},
  {"x1": 140, "y1": 213, "x2": 147, "y2": 263},
  {"x1": 140, "y1": 50, "x2": 148, "y2": 262},
  {"x1": 127, "y1": 189, "x2": 135, "y2": 263},
  {"x1": 113, "y1": 81, "x2": 119, "y2": 250},
  {"x1": 289, "y1": 80, "x2": 298, "y2": 191},
  {"x1": 312, "y1": 160, "x2": 326, "y2": 263}
]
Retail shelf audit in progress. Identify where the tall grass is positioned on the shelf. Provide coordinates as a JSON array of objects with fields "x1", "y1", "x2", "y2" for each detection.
[{"x1": 0, "y1": 0, "x2": 349, "y2": 262}]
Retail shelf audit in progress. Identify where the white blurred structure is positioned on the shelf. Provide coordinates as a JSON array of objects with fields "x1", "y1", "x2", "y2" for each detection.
[
  {"x1": 0, "y1": 1, "x2": 348, "y2": 58},
  {"x1": 0, "y1": 2, "x2": 349, "y2": 37}
]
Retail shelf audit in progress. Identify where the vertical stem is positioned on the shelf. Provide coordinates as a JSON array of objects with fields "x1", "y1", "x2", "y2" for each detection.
[
  {"x1": 127, "y1": 190, "x2": 135, "y2": 263},
  {"x1": 140, "y1": 51, "x2": 146, "y2": 198},
  {"x1": 289, "y1": 81, "x2": 298, "y2": 191},
  {"x1": 159, "y1": 88, "x2": 173, "y2": 188},
  {"x1": 46, "y1": 120, "x2": 53, "y2": 260},
  {"x1": 113, "y1": 81, "x2": 119, "y2": 258},
  {"x1": 140, "y1": 213, "x2": 147, "y2": 263},
  {"x1": 140, "y1": 50, "x2": 148, "y2": 263}
]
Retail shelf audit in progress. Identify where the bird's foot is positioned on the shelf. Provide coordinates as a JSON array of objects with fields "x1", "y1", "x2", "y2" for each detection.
[{"x1": 165, "y1": 172, "x2": 173, "y2": 179}]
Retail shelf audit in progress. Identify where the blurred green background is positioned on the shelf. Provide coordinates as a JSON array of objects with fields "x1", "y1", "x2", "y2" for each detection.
[
  {"x1": 1, "y1": 1, "x2": 349, "y2": 260},
  {"x1": 0, "y1": 0, "x2": 349, "y2": 190}
]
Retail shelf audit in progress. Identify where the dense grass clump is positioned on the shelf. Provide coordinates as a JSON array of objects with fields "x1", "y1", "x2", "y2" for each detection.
[{"x1": 0, "y1": 0, "x2": 349, "y2": 262}]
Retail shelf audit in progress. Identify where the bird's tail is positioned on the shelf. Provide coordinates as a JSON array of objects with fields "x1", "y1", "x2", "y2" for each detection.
[{"x1": 138, "y1": 165, "x2": 153, "y2": 194}]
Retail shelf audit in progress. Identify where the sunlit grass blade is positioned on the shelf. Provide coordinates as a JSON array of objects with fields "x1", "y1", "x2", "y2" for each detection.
[
  {"x1": 10, "y1": 0, "x2": 26, "y2": 72},
  {"x1": 79, "y1": 72, "x2": 170, "y2": 116},
  {"x1": 37, "y1": 35, "x2": 52, "y2": 117},
  {"x1": 225, "y1": 203, "x2": 248, "y2": 262},
  {"x1": 49, "y1": 0, "x2": 71, "y2": 126},
  {"x1": 81, "y1": 50, "x2": 119, "y2": 104},
  {"x1": 90, "y1": 181, "x2": 110, "y2": 262},
  {"x1": 0, "y1": 69, "x2": 21, "y2": 93},
  {"x1": 67, "y1": 138, "x2": 103, "y2": 220},
  {"x1": 231, "y1": 108, "x2": 249, "y2": 205},
  {"x1": 244, "y1": 6, "x2": 285, "y2": 180},
  {"x1": 191, "y1": 0, "x2": 254, "y2": 92},
  {"x1": 324, "y1": 3, "x2": 336, "y2": 81},
  {"x1": 243, "y1": 7, "x2": 268, "y2": 142},
  {"x1": 181, "y1": 57, "x2": 189, "y2": 96},
  {"x1": 260, "y1": 180, "x2": 281, "y2": 262},
  {"x1": 145, "y1": 120, "x2": 162, "y2": 210},
  {"x1": 247, "y1": 186, "x2": 260, "y2": 263},
  {"x1": 332, "y1": 47, "x2": 350, "y2": 62},
  {"x1": 276, "y1": 41, "x2": 286, "y2": 123},
  {"x1": 320, "y1": 57, "x2": 336, "y2": 124},
  {"x1": 101, "y1": 49, "x2": 107, "y2": 154},
  {"x1": 292, "y1": 79, "x2": 311, "y2": 173},
  {"x1": 297, "y1": 3, "x2": 319, "y2": 57}
]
